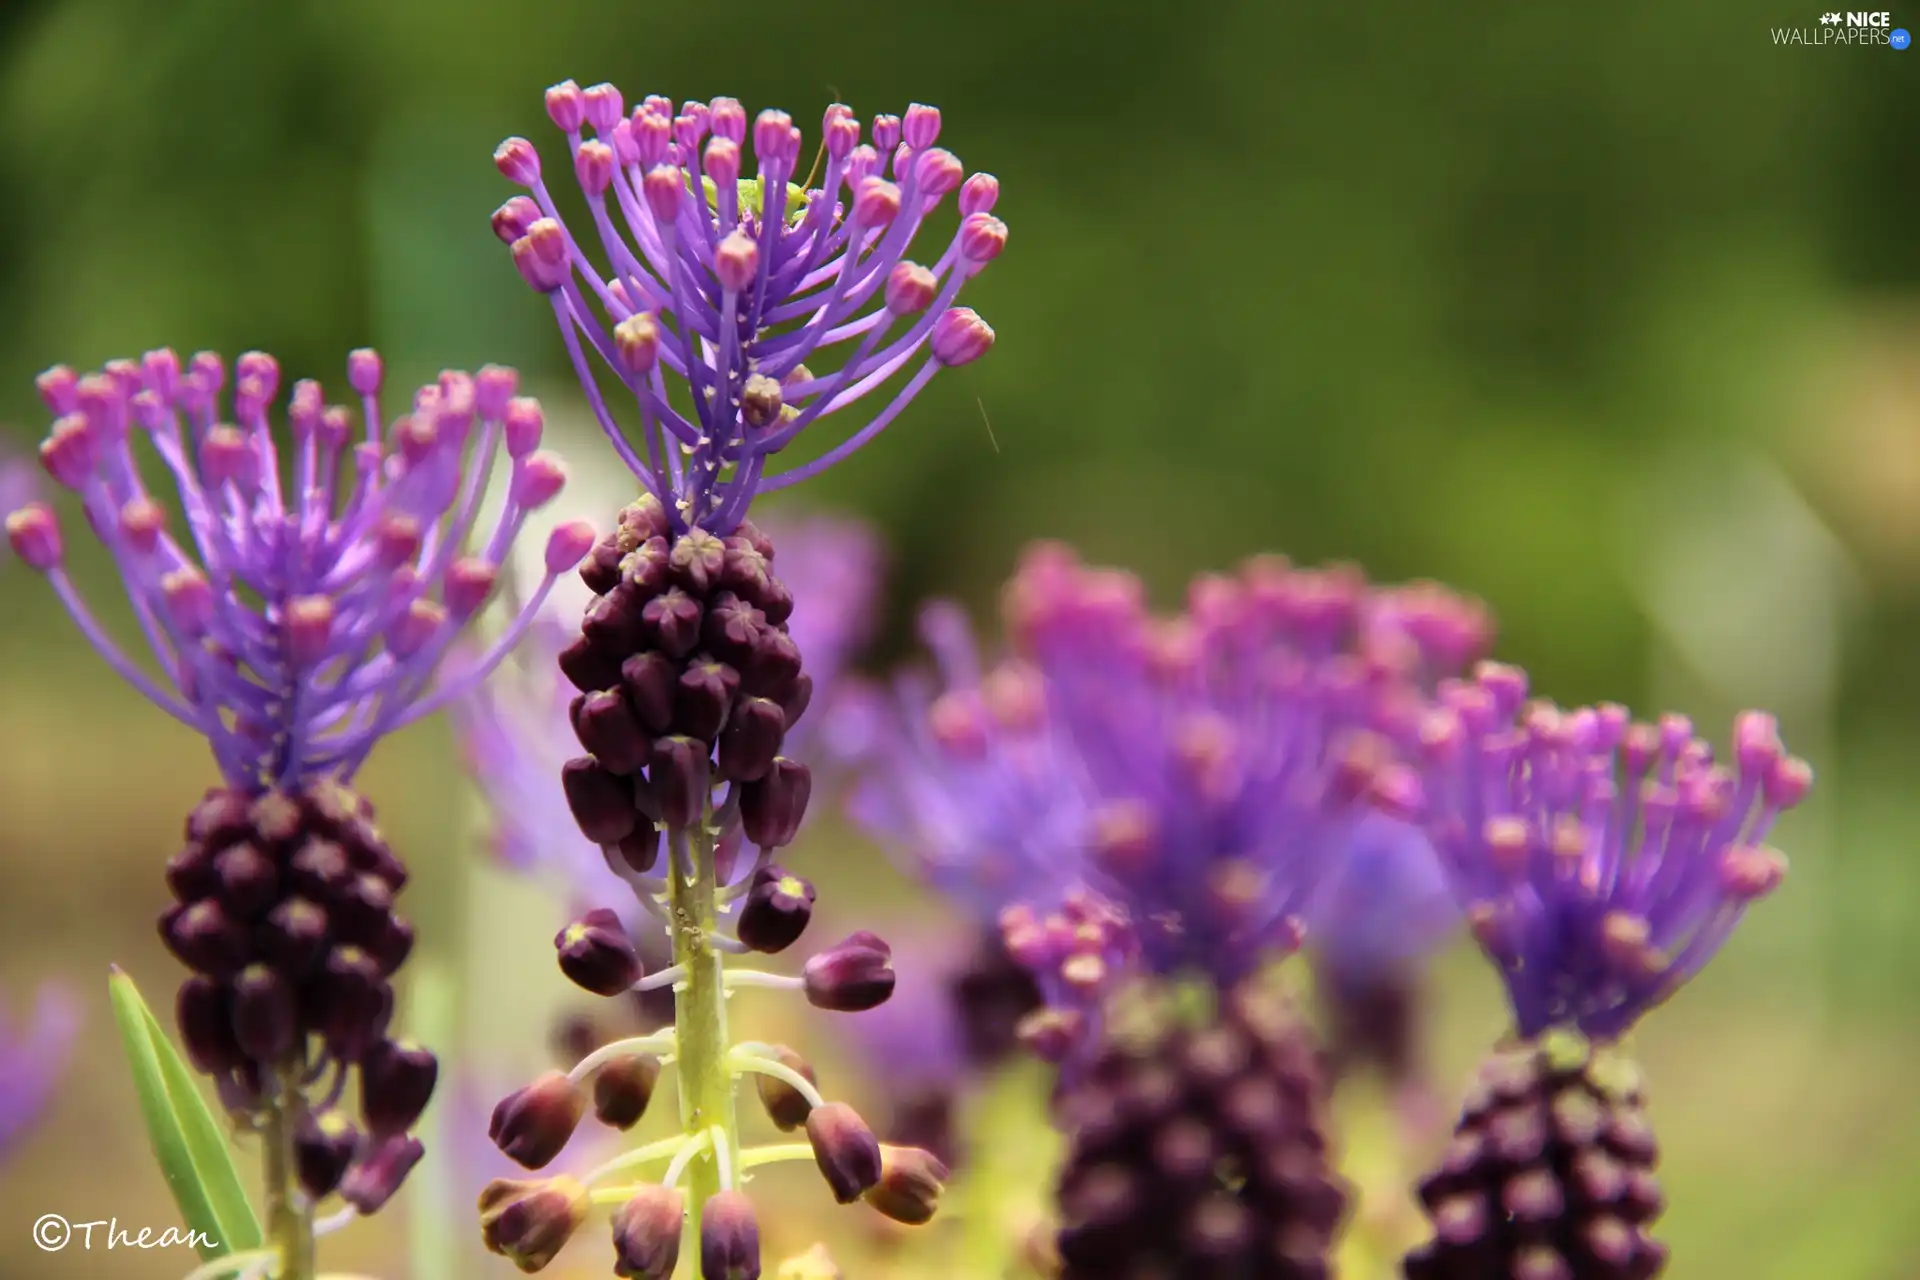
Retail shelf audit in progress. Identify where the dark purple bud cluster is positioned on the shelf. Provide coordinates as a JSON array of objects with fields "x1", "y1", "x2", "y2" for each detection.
[
  {"x1": 1404, "y1": 1035, "x2": 1666, "y2": 1280},
  {"x1": 558, "y1": 498, "x2": 813, "y2": 859},
  {"x1": 1051, "y1": 980, "x2": 1346, "y2": 1280},
  {"x1": 161, "y1": 779, "x2": 432, "y2": 1203}
]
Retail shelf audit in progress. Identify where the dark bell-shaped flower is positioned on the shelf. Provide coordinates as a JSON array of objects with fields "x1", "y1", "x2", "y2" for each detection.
[
  {"x1": 648, "y1": 736, "x2": 712, "y2": 829},
  {"x1": 259, "y1": 897, "x2": 331, "y2": 976},
  {"x1": 740, "y1": 758, "x2": 810, "y2": 849},
  {"x1": 490, "y1": 1071, "x2": 586, "y2": 1169},
  {"x1": 611, "y1": 1184, "x2": 685, "y2": 1280},
  {"x1": 312, "y1": 945, "x2": 392, "y2": 1059},
  {"x1": 863, "y1": 1145, "x2": 950, "y2": 1226},
  {"x1": 806, "y1": 1103, "x2": 883, "y2": 1204},
  {"x1": 480, "y1": 1176, "x2": 590, "y2": 1274},
  {"x1": 161, "y1": 899, "x2": 248, "y2": 974},
  {"x1": 556, "y1": 908, "x2": 643, "y2": 996},
  {"x1": 176, "y1": 975, "x2": 240, "y2": 1074},
  {"x1": 592, "y1": 1054, "x2": 662, "y2": 1130},
  {"x1": 341, "y1": 1133, "x2": 425, "y2": 1215},
  {"x1": 294, "y1": 1110, "x2": 360, "y2": 1199},
  {"x1": 717, "y1": 696, "x2": 785, "y2": 783},
  {"x1": 754, "y1": 1044, "x2": 818, "y2": 1131},
  {"x1": 803, "y1": 934, "x2": 895, "y2": 1012},
  {"x1": 735, "y1": 866, "x2": 815, "y2": 954},
  {"x1": 699, "y1": 1189, "x2": 760, "y2": 1280},
  {"x1": 562, "y1": 756, "x2": 639, "y2": 845},
  {"x1": 231, "y1": 963, "x2": 296, "y2": 1062},
  {"x1": 360, "y1": 1038, "x2": 439, "y2": 1136}
]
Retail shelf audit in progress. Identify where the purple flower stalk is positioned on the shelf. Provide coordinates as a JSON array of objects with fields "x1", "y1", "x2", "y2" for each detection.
[
  {"x1": 491, "y1": 88, "x2": 1002, "y2": 533},
  {"x1": 0, "y1": 982, "x2": 79, "y2": 1161},
  {"x1": 1406, "y1": 665, "x2": 1809, "y2": 1042},
  {"x1": 4, "y1": 350, "x2": 592, "y2": 1266},
  {"x1": 854, "y1": 542, "x2": 1492, "y2": 1051},
  {"x1": 6, "y1": 351, "x2": 592, "y2": 788}
]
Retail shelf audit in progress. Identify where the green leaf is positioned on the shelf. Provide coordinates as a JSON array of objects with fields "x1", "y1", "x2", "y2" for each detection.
[{"x1": 108, "y1": 968, "x2": 264, "y2": 1261}]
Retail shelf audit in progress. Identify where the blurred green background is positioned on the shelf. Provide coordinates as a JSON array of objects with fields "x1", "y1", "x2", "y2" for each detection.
[{"x1": 3, "y1": 0, "x2": 1919, "y2": 1275}]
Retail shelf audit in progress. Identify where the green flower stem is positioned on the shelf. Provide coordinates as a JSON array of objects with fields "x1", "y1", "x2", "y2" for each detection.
[
  {"x1": 668, "y1": 817, "x2": 741, "y2": 1264},
  {"x1": 261, "y1": 1075, "x2": 316, "y2": 1280}
]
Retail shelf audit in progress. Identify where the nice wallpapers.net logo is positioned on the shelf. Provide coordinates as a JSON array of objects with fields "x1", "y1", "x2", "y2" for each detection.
[{"x1": 1773, "y1": 10, "x2": 1912, "y2": 45}]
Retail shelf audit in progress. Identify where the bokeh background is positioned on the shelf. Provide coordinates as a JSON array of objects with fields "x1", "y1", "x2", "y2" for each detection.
[{"x1": 2, "y1": 0, "x2": 1918, "y2": 1276}]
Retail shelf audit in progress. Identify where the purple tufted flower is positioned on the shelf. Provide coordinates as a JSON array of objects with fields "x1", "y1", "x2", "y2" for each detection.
[
  {"x1": 0, "y1": 983, "x2": 78, "y2": 1161},
  {"x1": 853, "y1": 542, "x2": 1491, "y2": 1050},
  {"x1": 7, "y1": 351, "x2": 591, "y2": 789},
  {"x1": 1404, "y1": 665, "x2": 1809, "y2": 1042},
  {"x1": 492, "y1": 90, "x2": 1003, "y2": 534}
]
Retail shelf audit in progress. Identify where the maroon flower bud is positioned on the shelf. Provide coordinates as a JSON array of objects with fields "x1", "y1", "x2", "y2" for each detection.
[
  {"x1": 620, "y1": 496, "x2": 670, "y2": 540},
  {"x1": 740, "y1": 758, "x2": 810, "y2": 849},
  {"x1": 213, "y1": 841, "x2": 278, "y2": 917},
  {"x1": 621, "y1": 536, "x2": 672, "y2": 595},
  {"x1": 556, "y1": 908, "x2": 643, "y2": 996},
  {"x1": 580, "y1": 540, "x2": 624, "y2": 595},
  {"x1": 806, "y1": 1103, "x2": 883, "y2": 1203},
  {"x1": 669, "y1": 528, "x2": 726, "y2": 595},
  {"x1": 361, "y1": 1038, "x2": 439, "y2": 1136},
  {"x1": 700, "y1": 1189, "x2": 760, "y2": 1280},
  {"x1": 717, "y1": 697, "x2": 785, "y2": 783},
  {"x1": 332, "y1": 872, "x2": 396, "y2": 940},
  {"x1": 675, "y1": 657, "x2": 740, "y2": 742},
  {"x1": 161, "y1": 899, "x2": 248, "y2": 974},
  {"x1": 863, "y1": 1146, "x2": 950, "y2": 1226},
  {"x1": 368, "y1": 915, "x2": 416, "y2": 975},
  {"x1": 592, "y1": 1053, "x2": 662, "y2": 1130},
  {"x1": 559, "y1": 633, "x2": 623, "y2": 694},
  {"x1": 610, "y1": 823, "x2": 661, "y2": 874},
  {"x1": 563, "y1": 757, "x2": 639, "y2": 844},
  {"x1": 165, "y1": 842, "x2": 217, "y2": 901},
  {"x1": 621, "y1": 652, "x2": 678, "y2": 734},
  {"x1": 258, "y1": 897, "x2": 330, "y2": 977},
  {"x1": 311, "y1": 946, "x2": 391, "y2": 1059},
  {"x1": 741, "y1": 630, "x2": 802, "y2": 700},
  {"x1": 702, "y1": 593, "x2": 765, "y2": 662},
  {"x1": 778, "y1": 672, "x2": 814, "y2": 728},
  {"x1": 575, "y1": 689, "x2": 652, "y2": 774},
  {"x1": 584, "y1": 585, "x2": 649, "y2": 651},
  {"x1": 187, "y1": 788, "x2": 252, "y2": 849},
  {"x1": 288, "y1": 838, "x2": 353, "y2": 899},
  {"x1": 754, "y1": 1044, "x2": 819, "y2": 1131},
  {"x1": 803, "y1": 935, "x2": 895, "y2": 1012},
  {"x1": 176, "y1": 975, "x2": 240, "y2": 1074},
  {"x1": 231, "y1": 963, "x2": 297, "y2": 1062},
  {"x1": 648, "y1": 736, "x2": 712, "y2": 828},
  {"x1": 480, "y1": 1176, "x2": 590, "y2": 1274},
  {"x1": 490, "y1": 1071, "x2": 586, "y2": 1169},
  {"x1": 294, "y1": 1110, "x2": 360, "y2": 1199},
  {"x1": 341, "y1": 1133, "x2": 425, "y2": 1215},
  {"x1": 611, "y1": 1185, "x2": 685, "y2": 1279},
  {"x1": 735, "y1": 866, "x2": 815, "y2": 954},
  {"x1": 641, "y1": 587, "x2": 703, "y2": 658}
]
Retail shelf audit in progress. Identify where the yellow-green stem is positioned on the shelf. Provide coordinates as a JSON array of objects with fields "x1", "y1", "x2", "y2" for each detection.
[
  {"x1": 668, "y1": 817, "x2": 739, "y2": 1273},
  {"x1": 263, "y1": 1075, "x2": 316, "y2": 1280}
]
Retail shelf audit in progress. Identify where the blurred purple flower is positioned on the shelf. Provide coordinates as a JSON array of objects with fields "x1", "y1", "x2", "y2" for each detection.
[
  {"x1": 853, "y1": 543, "x2": 1491, "y2": 1053},
  {"x1": 0, "y1": 455, "x2": 35, "y2": 561},
  {"x1": 491, "y1": 89, "x2": 1003, "y2": 534},
  {"x1": 1307, "y1": 813, "x2": 1459, "y2": 985},
  {"x1": 0, "y1": 983, "x2": 78, "y2": 1160},
  {"x1": 454, "y1": 511, "x2": 883, "y2": 919},
  {"x1": 1404, "y1": 665, "x2": 1810, "y2": 1040}
]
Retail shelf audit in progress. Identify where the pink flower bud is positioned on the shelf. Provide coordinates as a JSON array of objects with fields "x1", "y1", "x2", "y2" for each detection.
[
  {"x1": 959, "y1": 172, "x2": 999, "y2": 215},
  {"x1": 853, "y1": 177, "x2": 900, "y2": 227},
  {"x1": 117, "y1": 496, "x2": 166, "y2": 553},
  {"x1": 614, "y1": 313, "x2": 662, "y2": 375},
  {"x1": 286, "y1": 595, "x2": 336, "y2": 665},
  {"x1": 871, "y1": 114, "x2": 901, "y2": 153},
  {"x1": 475, "y1": 364, "x2": 518, "y2": 421},
  {"x1": 703, "y1": 136, "x2": 741, "y2": 189},
  {"x1": 583, "y1": 82, "x2": 623, "y2": 135},
  {"x1": 39, "y1": 415, "x2": 95, "y2": 488},
  {"x1": 825, "y1": 108, "x2": 859, "y2": 161},
  {"x1": 511, "y1": 219, "x2": 569, "y2": 293},
  {"x1": 503, "y1": 396, "x2": 544, "y2": 456},
  {"x1": 163, "y1": 567, "x2": 215, "y2": 637},
  {"x1": 710, "y1": 96, "x2": 747, "y2": 143},
  {"x1": 35, "y1": 365, "x2": 79, "y2": 415},
  {"x1": 388, "y1": 598, "x2": 445, "y2": 658},
  {"x1": 715, "y1": 229, "x2": 759, "y2": 293},
  {"x1": 545, "y1": 520, "x2": 596, "y2": 574},
  {"x1": 959, "y1": 212, "x2": 1007, "y2": 264},
  {"x1": 545, "y1": 80, "x2": 586, "y2": 132},
  {"x1": 914, "y1": 147, "x2": 963, "y2": 197},
  {"x1": 5, "y1": 503, "x2": 62, "y2": 571},
  {"x1": 444, "y1": 557, "x2": 497, "y2": 619},
  {"x1": 493, "y1": 136, "x2": 542, "y2": 187},
  {"x1": 574, "y1": 139, "x2": 615, "y2": 197},
  {"x1": 345, "y1": 348, "x2": 383, "y2": 398},
  {"x1": 902, "y1": 103, "x2": 941, "y2": 149},
  {"x1": 931, "y1": 307, "x2": 995, "y2": 366},
  {"x1": 609, "y1": 117, "x2": 638, "y2": 166},
  {"x1": 632, "y1": 109, "x2": 671, "y2": 168},
  {"x1": 511, "y1": 452, "x2": 568, "y2": 509},
  {"x1": 754, "y1": 108, "x2": 795, "y2": 164},
  {"x1": 643, "y1": 166, "x2": 684, "y2": 224},
  {"x1": 885, "y1": 262, "x2": 938, "y2": 315}
]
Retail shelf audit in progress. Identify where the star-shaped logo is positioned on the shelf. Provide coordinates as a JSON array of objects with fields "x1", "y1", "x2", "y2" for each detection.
[{"x1": 1821, "y1": 11, "x2": 1843, "y2": 22}]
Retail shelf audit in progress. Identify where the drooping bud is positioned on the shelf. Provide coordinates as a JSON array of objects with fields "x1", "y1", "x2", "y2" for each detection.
[
  {"x1": 490, "y1": 1071, "x2": 587, "y2": 1170},
  {"x1": 340, "y1": 1133, "x2": 425, "y2": 1215},
  {"x1": 699, "y1": 1190, "x2": 760, "y2": 1280},
  {"x1": 176, "y1": 976, "x2": 240, "y2": 1074},
  {"x1": 931, "y1": 308, "x2": 995, "y2": 366},
  {"x1": 754, "y1": 1044, "x2": 819, "y2": 1131},
  {"x1": 741, "y1": 758, "x2": 810, "y2": 849},
  {"x1": 803, "y1": 935, "x2": 895, "y2": 1012},
  {"x1": 230, "y1": 963, "x2": 296, "y2": 1062},
  {"x1": 863, "y1": 1146, "x2": 950, "y2": 1226},
  {"x1": 480, "y1": 1176, "x2": 591, "y2": 1274},
  {"x1": 648, "y1": 735, "x2": 712, "y2": 828},
  {"x1": 360, "y1": 1038, "x2": 439, "y2": 1136},
  {"x1": 736, "y1": 866, "x2": 815, "y2": 953},
  {"x1": 611, "y1": 1185, "x2": 686, "y2": 1280},
  {"x1": 562, "y1": 757, "x2": 638, "y2": 844},
  {"x1": 592, "y1": 1053, "x2": 662, "y2": 1130},
  {"x1": 806, "y1": 1103, "x2": 883, "y2": 1203},
  {"x1": 294, "y1": 1110, "x2": 360, "y2": 1199}
]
